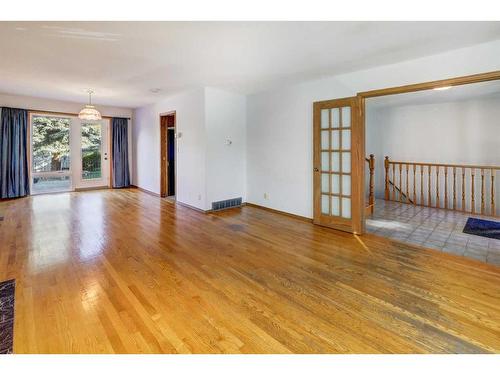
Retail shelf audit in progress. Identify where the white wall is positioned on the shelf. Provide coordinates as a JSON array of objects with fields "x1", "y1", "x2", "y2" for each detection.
[
  {"x1": 366, "y1": 97, "x2": 500, "y2": 200},
  {"x1": 132, "y1": 88, "x2": 207, "y2": 209},
  {"x1": 132, "y1": 87, "x2": 247, "y2": 211},
  {"x1": 205, "y1": 88, "x2": 247, "y2": 208},
  {"x1": 247, "y1": 39, "x2": 500, "y2": 218},
  {"x1": 0, "y1": 92, "x2": 134, "y2": 180}
]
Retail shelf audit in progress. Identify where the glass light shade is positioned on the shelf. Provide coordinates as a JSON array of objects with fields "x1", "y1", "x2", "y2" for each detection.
[{"x1": 78, "y1": 105, "x2": 102, "y2": 121}]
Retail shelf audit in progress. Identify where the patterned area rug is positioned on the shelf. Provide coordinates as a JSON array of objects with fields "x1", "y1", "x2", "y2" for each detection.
[
  {"x1": 0, "y1": 279, "x2": 15, "y2": 354},
  {"x1": 463, "y1": 218, "x2": 500, "y2": 240}
]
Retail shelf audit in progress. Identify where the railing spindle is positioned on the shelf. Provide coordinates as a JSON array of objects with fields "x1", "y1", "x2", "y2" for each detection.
[
  {"x1": 453, "y1": 167, "x2": 457, "y2": 210},
  {"x1": 413, "y1": 164, "x2": 416, "y2": 204},
  {"x1": 436, "y1": 166, "x2": 440, "y2": 209},
  {"x1": 384, "y1": 156, "x2": 389, "y2": 200},
  {"x1": 481, "y1": 168, "x2": 485, "y2": 215},
  {"x1": 428, "y1": 165, "x2": 432, "y2": 207},
  {"x1": 420, "y1": 166, "x2": 424, "y2": 206},
  {"x1": 392, "y1": 163, "x2": 396, "y2": 201},
  {"x1": 471, "y1": 169, "x2": 475, "y2": 214},
  {"x1": 444, "y1": 167, "x2": 448, "y2": 210},
  {"x1": 492, "y1": 170, "x2": 496, "y2": 216},
  {"x1": 405, "y1": 164, "x2": 409, "y2": 203},
  {"x1": 462, "y1": 168, "x2": 466, "y2": 212},
  {"x1": 399, "y1": 164, "x2": 403, "y2": 202}
]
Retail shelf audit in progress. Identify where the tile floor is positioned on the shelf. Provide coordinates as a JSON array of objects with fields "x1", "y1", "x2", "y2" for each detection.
[{"x1": 366, "y1": 199, "x2": 500, "y2": 266}]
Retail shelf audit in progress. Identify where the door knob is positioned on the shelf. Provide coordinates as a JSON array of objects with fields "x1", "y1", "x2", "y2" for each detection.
[{"x1": 314, "y1": 167, "x2": 319, "y2": 172}]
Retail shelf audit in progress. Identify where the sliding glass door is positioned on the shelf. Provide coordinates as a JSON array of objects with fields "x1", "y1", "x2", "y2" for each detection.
[
  {"x1": 30, "y1": 114, "x2": 110, "y2": 194},
  {"x1": 31, "y1": 115, "x2": 72, "y2": 194}
]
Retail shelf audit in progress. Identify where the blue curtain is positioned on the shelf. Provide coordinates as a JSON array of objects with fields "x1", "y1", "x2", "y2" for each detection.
[
  {"x1": 0, "y1": 107, "x2": 30, "y2": 198},
  {"x1": 112, "y1": 117, "x2": 130, "y2": 188}
]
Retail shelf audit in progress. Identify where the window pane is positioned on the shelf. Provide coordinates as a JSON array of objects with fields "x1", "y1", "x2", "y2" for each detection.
[
  {"x1": 341, "y1": 107, "x2": 351, "y2": 127},
  {"x1": 321, "y1": 109, "x2": 329, "y2": 129},
  {"x1": 332, "y1": 196, "x2": 340, "y2": 216},
  {"x1": 321, "y1": 130, "x2": 329, "y2": 149},
  {"x1": 321, "y1": 152, "x2": 329, "y2": 171},
  {"x1": 331, "y1": 152, "x2": 340, "y2": 172},
  {"x1": 81, "y1": 123, "x2": 102, "y2": 180},
  {"x1": 342, "y1": 197, "x2": 351, "y2": 219},
  {"x1": 342, "y1": 152, "x2": 351, "y2": 173},
  {"x1": 321, "y1": 173, "x2": 329, "y2": 193},
  {"x1": 331, "y1": 174, "x2": 340, "y2": 194},
  {"x1": 332, "y1": 108, "x2": 340, "y2": 128},
  {"x1": 32, "y1": 116, "x2": 70, "y2": 173},
  {"x1": 342, "y1": 175, "x2": 351, "y2": 196},
  {"x1": 32, "y1": 176, "x2": 71, "y2": 194},
  {"x1": 341, "y1": 129, "x2": 351, "y2": 149},
  {"x1": 321, "y1": 194, "x2": 329, "y2": 214},
  {"x1": 332, "y1": 130, "x2": 340, "y2": 149}
]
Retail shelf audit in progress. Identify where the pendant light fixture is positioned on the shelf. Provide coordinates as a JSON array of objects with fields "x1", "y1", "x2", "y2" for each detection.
[{"x1": 78, "y1": 89, "x2": 102, "y2": 121}]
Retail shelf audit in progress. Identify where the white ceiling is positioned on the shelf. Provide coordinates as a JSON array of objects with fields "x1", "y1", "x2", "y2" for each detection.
[
  {"x1": 1, "y1": 21, "x2": 500, "y2": 108},
  {"x1": 367, "y1": 80, "x2": 500, "y2": 109}
]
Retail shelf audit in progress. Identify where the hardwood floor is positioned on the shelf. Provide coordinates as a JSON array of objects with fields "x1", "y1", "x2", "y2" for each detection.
[{"x1": 1, "y1": 189, "x2": 499, "y2": 353}]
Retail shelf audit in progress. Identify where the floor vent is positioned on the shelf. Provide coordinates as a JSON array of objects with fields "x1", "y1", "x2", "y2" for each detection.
[{"x1": 212, "y1": 197, "x2": 243, "y2": 211}]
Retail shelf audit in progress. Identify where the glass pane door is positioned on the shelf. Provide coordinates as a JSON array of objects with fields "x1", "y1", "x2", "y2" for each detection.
[
  {"x1": 31, "y1": 115, "x2": 72, "y2": 194},
  {"x1": 314, "y1": 97, "x2": 364, "y2": 234},
  {"x1": 81, "y1": 123, "x2": 102, "y2": 180}
]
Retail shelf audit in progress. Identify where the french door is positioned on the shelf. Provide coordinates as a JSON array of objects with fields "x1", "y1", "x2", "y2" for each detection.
[
  {"x1": 30, "y1": 114, "x2": 110, "y2": 194},
  {"x1": 313, "y1": 97, "x2": 365, "y2": 234}
]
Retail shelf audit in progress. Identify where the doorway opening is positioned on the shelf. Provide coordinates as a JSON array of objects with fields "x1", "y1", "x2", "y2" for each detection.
[{"x1": 160, "y1": 112, "x2": 176, "y2": 199}]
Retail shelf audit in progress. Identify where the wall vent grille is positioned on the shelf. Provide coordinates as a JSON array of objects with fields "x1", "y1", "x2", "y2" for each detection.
[{"x1": 211, "y1": 197, "x2": 243, "y2": 211}]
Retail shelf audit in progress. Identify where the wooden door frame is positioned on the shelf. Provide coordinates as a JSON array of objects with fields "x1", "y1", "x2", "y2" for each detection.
[
  {"x1": 354, "y1": 70, "x2": 500, "y2": 233},
  {"x1": 160, "y1": 111, "x2": 176, "y2": 198}
]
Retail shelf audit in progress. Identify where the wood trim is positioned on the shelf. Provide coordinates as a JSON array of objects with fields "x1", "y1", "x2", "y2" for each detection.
[
  {"x1": 75, "y1": 186, "x2": 109, "y2": 192},
  {"x1": 245, "y1": 202, "x2": 313, "y2": 223},
  {"x1": 159, "y1": 111, "x2": 176, "y2": 198},
  {"x1": 130, "y1": 184, "x2": 161, "y2": 197},
  {"x1": 160, "y1": 117, "x2": 167, "y2": 197},
  {"x1": 357, "y1": 70, "x2": 500, "y2": 98},
  {"x1": 175, "y1": 200, "x2": 211, "y2": 214},
  {"x1": 27, "y1": 109, "x2": 130, "y2": 120}
]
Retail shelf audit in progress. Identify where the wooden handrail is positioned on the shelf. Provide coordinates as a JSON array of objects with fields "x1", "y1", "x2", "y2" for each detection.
[
  {"x1": 387, "y1": 160, "x2": 500, "y2": 171},
  {"x1": 384, "y1": 156, "x2": 499, "y2": 217}
]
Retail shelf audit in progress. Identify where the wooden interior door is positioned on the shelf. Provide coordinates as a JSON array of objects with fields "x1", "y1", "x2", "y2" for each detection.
[{"x1": 313, "y1": 97, "x2": 365, "y2": 234}]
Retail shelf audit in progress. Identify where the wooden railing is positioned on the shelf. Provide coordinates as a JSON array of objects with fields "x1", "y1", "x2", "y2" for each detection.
[
  {"x1": 384, "y1": 156, "x2": 500, "y2": 217},
  {"x1": 365, "y1": 154, "x2": 375, "y2": 215}
]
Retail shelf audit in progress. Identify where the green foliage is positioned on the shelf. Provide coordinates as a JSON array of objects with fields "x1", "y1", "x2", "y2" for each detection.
[{"x1": 32, "y1": 116, "x2": 70, "y2": 160}]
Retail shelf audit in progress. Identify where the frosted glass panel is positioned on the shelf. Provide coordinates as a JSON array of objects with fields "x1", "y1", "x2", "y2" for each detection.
[
  {"x1": 342, "y1": 197, "x2": 351, "y2": 219},
  {"x1": 332, "y1": 130, "x2": 340, "y2": 150},
  {"x1": 341, "y1": 107, "x2": 351, "y2": 127},
  {"x1": 342, "y1": 175, "x2": 351, "y2": 196},
  {"x1": 321, "y1": 152, "x2": 329, "y2": 171},
  {"x1": 341, "y1": 129, "x2": 351, "y2": 149},
  {"x1": 321, "y1": 195, "x2": 329, "y2": 214},
  {"x1": 332, "y1": 108, "x2": 340, "y2": 128},
  {"x1": 321, "y1": 109, "x2": 329, "y2": 129},
  {"x1": 321, "y1": 173, "x2": 329, "y2": 193},
  {"x1": 321, "y1": 130, "x2": 329, "y2": 149},
  {"x1": 332, "y1": 196, "x2": 340, "y2": 216},
  {"x1": 331, "y1": 152, "x2": 340, "y2": 172},
  {"x1": 342, "y1": 152, "x2": 351, "y2": 173},
  {"x1": 331, "y1": 174, "x2": 340, "y2": 194}
]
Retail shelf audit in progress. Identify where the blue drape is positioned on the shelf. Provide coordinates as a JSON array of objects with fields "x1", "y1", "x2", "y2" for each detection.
[
  {"x1": 112, "y1": 117, "x2": 130, "y2": 188},
  {"x1": 0, "y1": 107, "x2": 30, "y2": 198}
]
